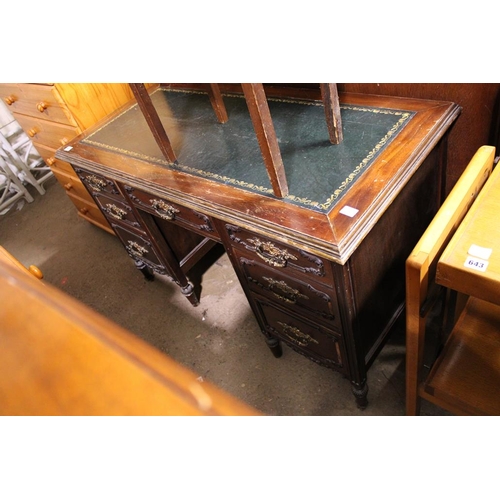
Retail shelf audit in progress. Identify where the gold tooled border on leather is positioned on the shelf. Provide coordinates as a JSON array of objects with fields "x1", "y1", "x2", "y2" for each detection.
[{"x1": 83, "y1": 88, "x2": 413, "y2": 212}]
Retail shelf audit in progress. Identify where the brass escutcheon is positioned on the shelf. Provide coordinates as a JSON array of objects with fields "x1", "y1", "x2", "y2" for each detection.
[
  {"x1": 263, "y1": 277, "x2": 309, "y2": 304},
  {"x1": 248, "y1": 238, "x2": 297, "y2": 268},
  {"x1": 150, "y1": 199, "x2": 179, "y2": 220},
  {"x1": 126, "y1": 240, "x2": 148, "y2": 258},
  {"x1": 86, "y1": 175, "x2": 107, "y2": 192},
  {"x1": 278, "y1": 322, "x2": 319, "y2": 347},
  {"x1": 106, "y1": 204, "x2": 127, "y2": 220}
]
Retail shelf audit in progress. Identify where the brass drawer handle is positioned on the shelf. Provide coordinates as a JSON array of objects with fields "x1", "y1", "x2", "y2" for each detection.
[
  {"x1": 278, "y1": 322, "x2": 319, "y2": 347},
  {"x1": 263, "y1": 277, "x2": 308, "y2": 304},
  {"x1": 4, "y1": 95, "x2": 16, "y2": 105},
  {"x1": 247, "y1": 237, "x2": 297, "y2": 268},
  {"x1": 37, "y1": 101, "x2": 48, "y2": 113},
  {"x1": 85, "y1": 174, "x2": 107, "y2": 192},
  {"x1": 105, "y1": 203, "x2": 127, "y2": 220},
  {"x1": 126, "y1": 240, "x2": 149, "y2": 258},
  {"x1": 150, "y1": 199, "x2": 179, "y2": 220}
]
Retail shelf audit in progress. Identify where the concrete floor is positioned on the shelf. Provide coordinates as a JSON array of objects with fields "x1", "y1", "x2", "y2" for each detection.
[{"x1": 0, "y1": 177, "x2": 450, "y2": 416}]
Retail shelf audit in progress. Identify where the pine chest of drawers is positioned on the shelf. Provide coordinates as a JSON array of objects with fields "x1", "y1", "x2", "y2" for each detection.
[{"x1": 0, "y1": 83, "x2": 135, "y2": 233}]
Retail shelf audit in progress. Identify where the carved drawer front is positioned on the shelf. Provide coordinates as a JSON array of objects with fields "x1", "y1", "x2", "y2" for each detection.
[
  {"x1": 226, "y1": 224, "x2": 333, "y2": 287},
  {"x1": 74, "y1": 168, "x2": 122, "y2": 198},
  {"x1": 256, "y1": 298, "x2": 347, "y2": 373},
  {"x1": 238, "y1": 256, "x2": 341, "y2": 329},
  {"x1": 124, "y1": 186, "x2": 220, "y2": 241},
  {"x1": 112, "y1": 224, "x2": 168, "y2": 275},
  {"x1": 93, "y1": 193, "x2": 141, "y2": 230}
]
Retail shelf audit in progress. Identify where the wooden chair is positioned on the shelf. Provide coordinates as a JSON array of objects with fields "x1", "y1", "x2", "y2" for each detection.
[
  {"x1": 405, "y1": 145, "x2": 500, "y2": 415},
  {"x1": 0, "y1": 246, "x2": 259, "y2": 416},
  {"x1": 129, "y1": 83, "x2": 343, "y2": 199}
]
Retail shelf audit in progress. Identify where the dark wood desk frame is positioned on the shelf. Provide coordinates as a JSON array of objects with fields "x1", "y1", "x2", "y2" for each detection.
[{"x1": 56, "y1": 87, "x2": 460, "y2": 408}]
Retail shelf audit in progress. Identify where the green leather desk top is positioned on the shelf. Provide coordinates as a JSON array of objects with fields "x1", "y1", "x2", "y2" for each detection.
[
  {"x1": 59, "y1": 88, "x2": 460, "y2": 262},
  {"x1": 82, "y1": 88, "x2": 415, "y2": 214}
]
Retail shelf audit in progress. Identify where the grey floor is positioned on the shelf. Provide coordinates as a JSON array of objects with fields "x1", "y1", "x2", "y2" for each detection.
[{"x1": 0, "y1": 177, "x2": 450, "y2": 416}]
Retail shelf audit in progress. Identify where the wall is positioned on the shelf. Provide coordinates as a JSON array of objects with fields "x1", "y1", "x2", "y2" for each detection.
[{"x1": 337, "y1": 84, "x2": 500, "y2": 194}]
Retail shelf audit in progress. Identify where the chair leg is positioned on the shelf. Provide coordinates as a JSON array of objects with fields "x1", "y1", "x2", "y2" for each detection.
[
  {"x1": 129, "y1": 84, "x2": 178, "y2": 164},
  {"x1": 241, "y1": 83, "x2": 289, "y2": 198},
  {"x1": 0, "y1": 156, "x2": 34, "y2": 214},
  {"x1": 206, "y1": 84, "x2": 228, "y2": 123},
  {"x1": 320, "y1": 83, "x2": 343, "y2": 145}
]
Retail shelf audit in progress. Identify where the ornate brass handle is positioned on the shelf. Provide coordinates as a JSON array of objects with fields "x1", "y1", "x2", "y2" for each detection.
[
  {"x1": 247, "y1": 238, "x2": 297, "y2": 268},
  {"x1": 278, "y1": 322, "x2": 319, "y2": 347},
  {"x1": 106, "y1": 203, "x2": 127, "y2": 220},
  {"x1": 150, "y1": 199, "x2": 179, "y2": 220},
  {"x1": 37, "y1": 101, "x2": 48, "y2": 112},
  {"x1": 126, "y1": 240, "x2": 148, "y2": 259},
  {"x1": 85, "y1": 175, "x2": 107, "y2": 192},
  {"x1": 263, "y1": 277, "x2": 308, "y2": 304}
]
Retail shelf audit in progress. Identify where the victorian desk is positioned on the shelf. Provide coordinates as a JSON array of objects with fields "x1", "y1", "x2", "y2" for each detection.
[{"x1": 56, "y1": 87, "x2": 460, "y2": 408}]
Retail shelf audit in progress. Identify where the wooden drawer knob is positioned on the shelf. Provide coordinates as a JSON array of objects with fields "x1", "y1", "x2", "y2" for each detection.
[
  {"x1": 64, "y1": 182, "x2": 73, "y2": 191},
  {"x1": 4, "y1": 95, "x2": 16, "y2": 105},
  {"x1": 37, "y1": 101, "x2": 48, "y2": 112},
  {"x1": 27, "y1": 128, "x2": 38, "y2": 138},
  {"x1": 46, "y1": 157, "x2": 55, "y2": 166},
  {"x1": 28, "y1": 265, "x2": 43, "y2": 280},
  {"x1": 79, "y1": 207, "x2": 89, "y2": 215},
  {"x1": 60, "y1": 137, "x2": 69, "y2": 146}
]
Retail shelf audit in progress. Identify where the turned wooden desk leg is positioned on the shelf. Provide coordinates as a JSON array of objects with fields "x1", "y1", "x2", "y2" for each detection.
[
  {"x1": 351, "y1": 382, "x2": 369, "y2": 409},
  {"x1": 265, "y1": 335, "x2": 283, "y2": 358},
  {"x1": 129, "y1": 83, "x2": 178, "y2": 164},
  {"x1": 241, "y1": 83, "x2": 289, "y2": 198},
  {"x1": 206, "y1": 84, "x2": 228, "y2": 123},
  {"x1": 134, "y1": 260, "x2": 155, "y2": 281},
  {"x1": 320, "y1": 83, "x2": 343, "y2": 145}
]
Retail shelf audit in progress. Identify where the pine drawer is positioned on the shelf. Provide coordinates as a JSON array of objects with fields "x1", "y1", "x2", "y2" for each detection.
[{"x1": 0, "y1": 84, "x2": 78, "y2": 126}]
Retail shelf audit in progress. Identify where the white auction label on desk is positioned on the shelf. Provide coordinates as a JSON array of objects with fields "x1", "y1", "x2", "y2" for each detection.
[{"x1": 464, "y1": 256, "x2": 489, "y2": 272}]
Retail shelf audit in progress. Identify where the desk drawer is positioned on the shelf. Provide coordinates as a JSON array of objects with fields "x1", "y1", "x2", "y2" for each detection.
[
  {"x1": 93, "y1": 192, "x2": 142, "y2": 231},
  {"x1": 238, "y1": 255, "x2": 341, "y2": 329},
  {"x1": 255, "y1": 297, "x2": 347, "y2": 373},
  {"x1": 225, "y1": 224, "x2": 333, "y2": 287},
  {"x1": 111, "y1": 224, "x2": 168, "y2": 275},
  {"x1": 124, "y1": 186, "x2": 220, "y2": 241},
  {"x1": 0, "y1": 83, "x2": 78, "y2": 126},
  {"x1": 13, "y1": 112, "x2": 80, "y2": 150},
  {"x1": 73, "y1": 167, "x2": 122, "y2": 198}
]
